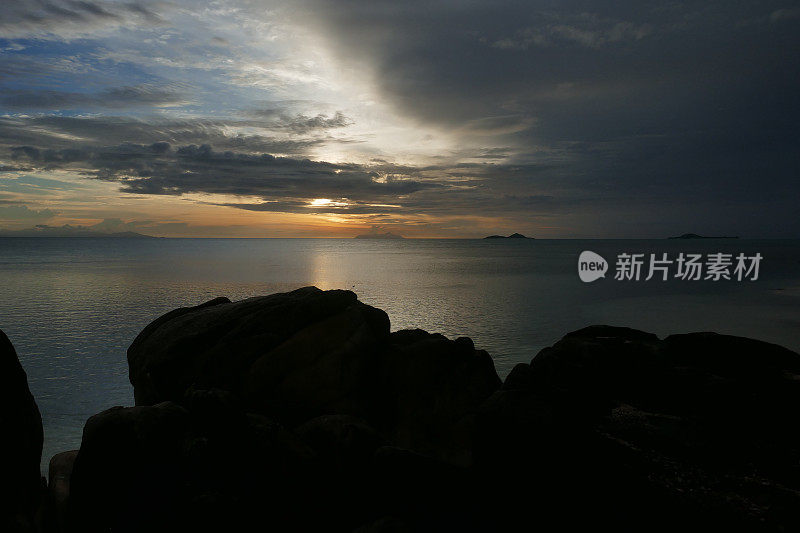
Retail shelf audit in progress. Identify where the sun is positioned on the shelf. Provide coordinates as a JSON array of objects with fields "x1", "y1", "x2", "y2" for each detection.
[{"x1": 308, "y1": 198, "x2": 350, "y2": 208}]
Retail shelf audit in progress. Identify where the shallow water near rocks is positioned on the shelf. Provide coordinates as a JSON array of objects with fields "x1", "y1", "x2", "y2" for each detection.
[{"x1": 1, "y1": 237, "x2": 799, "y2": 471}]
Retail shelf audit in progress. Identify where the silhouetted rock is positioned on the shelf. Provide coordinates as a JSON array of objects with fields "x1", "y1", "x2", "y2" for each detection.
[
  {"x1": 68, "y1": 402, "x2": 191, "y2": 532},
  {"x1": 367, "y1": 446, "x2": 483, "y2": 531},
  {"x1": 474, "y1": 325, "x2": 800, "y2": 531},
  {"x1": 0, "y1": 329, "x2": 43, "y2": 532},
  {"x1": 483, "y1": 232, "x2": 532, "y2": 239},
  {"x1": 67, "y1": 288, "x2": 505, "y2": 531},
  {"x1": 68, "y1": 397, "x2": 318, "y2": 532},
  {"x1": 128, "y1": 287, "x2": 390, "y2": 425},
  {"x1": 377, "y1": 330, "x2": 501, "y2": 463},
  {"x1": 54, "y1": 290, "x2": 800, "y2": 531},
  {"x1": 296, "y1": 415, "x2": 386, "y2": 472},
  {"x1": 500, "y1": 362, "x2": 533, "y2": 390},
  {"x1": 292, "y1": 415, "x2": 389, "y2": 529},
  {"x1": 46, "y1": 450, "x2": 77, "y2": 533},
  {"x1": 242, "y1": 293, "x2": 390, "y2": 424},
  {"x1": 353, "y1": 516, "x2": 414, "y2": 533},
  {"x1": 128, "y1": 288, "x2": 501, "y2": 447},
  {"x1": 529, "y1": 325, "x2": 663, "y2": 413},
  {"x1": 668, "y1": 233, "x2": 739, "y2": 239}
]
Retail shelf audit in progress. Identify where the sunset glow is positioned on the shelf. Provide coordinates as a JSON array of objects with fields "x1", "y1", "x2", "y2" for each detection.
[{"x1": 0, "y1": 1, "x2": 797, "y2": 238}]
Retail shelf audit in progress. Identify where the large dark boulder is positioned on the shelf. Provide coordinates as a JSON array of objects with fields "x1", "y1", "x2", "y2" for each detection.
[
  {"x1": 68, "y1": 396, "x2": 318, "y2": 532},
  {"x1": 127, "y1": 288, "x2": 501, "y2": 450},
  {"x1": 367, "y1": 446, "x2": 477, "y2": 531},
  {"x1": 529, "y1": 325, "x2": 664, "y2": 413},
  {"x1": 0, "y1": 329, "x2": 43, "y2": 532},
  {"x1": 68, "y1": 288, "x2": 502, "y2": 531},
  {"x1": 353, "y1": 516, "x2": 414, "y2": 533},
  {"x1": 376, "y1": 330, "x2": 501, "y2": 463},
  {"x1": 296, "y1": 414, "x2": 387, "y2": 473},
  {"x1": 475, "y1": 325, "x2": 800, "y2": 531},
  {"x1": 46, "y1": 450, "x2": 77, "y2": 533},
  {"x1": 68, "y1": 402, "x2": 191, "y2": 532},
  {"x1": 242, "y1": 297, "x2": 389, "y2": 424},
  {"x1": 128, "y1": 287, "x2": 390, "y2": 425}
]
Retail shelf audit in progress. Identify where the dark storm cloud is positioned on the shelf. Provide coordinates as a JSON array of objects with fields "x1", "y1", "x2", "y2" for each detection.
[
  {"x1": 301, "y1": 0, "x2": 800, "y2": 130},
  {"x1": 1, "y1": 113, "x2": 579, "y2": 220},
  {"x1": 0, "y1": 164, "x2": 33, "y2": 172},
  {"x1": 0, "y1": 113, "x2": 462, "y2": 217},
  {"x1": 98, "y1": 144, "x2": 438, "y2": 200},
  {"x1": 0, "y1": 115, "x2": 323, "y2": 155},
  {"x1": 297, "y1": 0, "x2": 800, "y2": 235},
  {"x1": 0, "y1": 109, "x2": 646, "y2": 223},
  {"x1": 6, "y1": 131, "x2": 442, "y2": 205},
  {"x1": 1, "y1": 0, "x2": 797, "y2": 235},
  {"x1": 2, "y1": 84, "x2": 186, "y2": 110}
]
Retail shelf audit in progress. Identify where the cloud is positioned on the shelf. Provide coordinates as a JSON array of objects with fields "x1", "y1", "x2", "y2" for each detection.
[
  {"x1": 770, "y1": 7, "x2": 800, "y2": 23},
  {"x1": 0, "y1": 1, "x2": 797, "y2": 236},
  {"x1": 0, "y1": 173, "x2": 90, "y2": 196},
  {"x1": 250, "y1": 110, "x2": 353, "y2": 133},
  {"x1": 0, "y1": 203, "x2": 57, "y2": 222},
  {"x1": 2, "y1": 84, "x2": 188, "y2": 110},
  {"x1": 0, "y1": 164, "x2": 33, "y2": 172},
  {"x1": 491, "y1": 14, "x2": 653, "y2": 50},
  {"x1": 0, "y1": 0, "x2": 165, "y2": 39},
  {"x1": 0, "y1": 115, "x2": 325, "y2": 155},
  {"x1": 216, "y1": 199, "x2": 403, "y2": 215},
  {"x1": 7, "y1": 137, "x2": 443, "y2": 206},
  {"x1": 0, "y1": 221, "x2": 142, "y2": 236},
  {"x1": 287, "y1": 0, "x2": 800, "y2": 231},
  {"x1": 460, "y1": 115, "x2": 536, "y2": 136}
]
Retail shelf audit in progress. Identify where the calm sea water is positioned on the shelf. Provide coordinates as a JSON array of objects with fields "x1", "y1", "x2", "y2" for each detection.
[{"x1": 1, "y1": 237, "x2": 799, "y2": 472}]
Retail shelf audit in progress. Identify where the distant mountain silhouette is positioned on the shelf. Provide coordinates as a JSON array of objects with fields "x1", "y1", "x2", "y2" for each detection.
[
  {"x1": 484, "y1": 232, "x2": 532, "y2": 239},
  {"x1": 668, "y1": 233, "x2": 739, "y2": 239},
  {"x1": 354, "y1": 231, "x2": 404, "y2": 239},
  {"x1": 0, "y1": 224, "x2": 157, "y2": 238}
]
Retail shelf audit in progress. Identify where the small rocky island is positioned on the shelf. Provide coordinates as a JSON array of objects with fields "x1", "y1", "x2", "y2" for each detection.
[
  {"x1": 668, "y1": 233, "x2": 739, "y2": 239},
  {"x1": 3, "y1": 287, "x2": 800, "y2": 531},
  {"x1": 483, "y1": 232, "x2": 532, "y2": 239}
]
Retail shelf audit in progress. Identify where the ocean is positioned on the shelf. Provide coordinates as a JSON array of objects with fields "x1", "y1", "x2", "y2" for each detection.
[{"x1": 1, "y1": 237, "x2": 799, "y2": 472}]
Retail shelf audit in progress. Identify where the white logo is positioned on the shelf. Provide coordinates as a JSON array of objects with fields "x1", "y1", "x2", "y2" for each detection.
[{"x1": 578, "y1": 251, "x2": 608, "y2": 282}]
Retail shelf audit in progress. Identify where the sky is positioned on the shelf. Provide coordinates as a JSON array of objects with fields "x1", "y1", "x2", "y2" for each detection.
[{"x1": 0, "y1": 0, "x2": 798, "y2": 238}]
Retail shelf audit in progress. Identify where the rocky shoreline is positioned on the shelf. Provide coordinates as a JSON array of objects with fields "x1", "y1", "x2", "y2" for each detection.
[{"x1": 3, "y1": 286, "x2": 800, "y2": 531}]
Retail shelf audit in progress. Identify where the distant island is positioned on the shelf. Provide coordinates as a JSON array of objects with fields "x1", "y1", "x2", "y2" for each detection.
[
  {"x1": 354, "y1": 231, "x2": 404, "y2": 240},
  {"x1": 484, "y1": 232, "x2": 532, "y2": 239},
  {"x1": 0, "y1": 224, "x2": 157, "y2": 238},
  {"x1": 668, "y1": 233, "x2": 739, "y2": 239}
]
